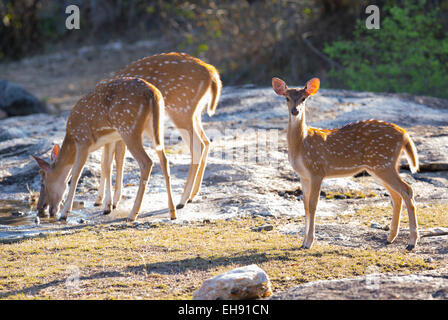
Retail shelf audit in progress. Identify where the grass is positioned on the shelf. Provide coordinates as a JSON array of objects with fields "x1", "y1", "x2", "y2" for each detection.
[
  {"x1": 330, "y1": 203, "x2": 448, "y2": 229},
  {"x1": 0, "y1": 215, "x2": 438, "y2": 300}
]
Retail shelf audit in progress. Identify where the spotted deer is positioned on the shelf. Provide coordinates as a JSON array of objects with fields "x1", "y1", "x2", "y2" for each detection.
[
  {"x1": 94, "y1": 52, "x2": 222, "y2": 212},
  {"x1": 32, "y1": 77, "x2": 176, "y2": 221},
  {"x1": 272, "y1": 77, "x2": 419, "y2": 250}
]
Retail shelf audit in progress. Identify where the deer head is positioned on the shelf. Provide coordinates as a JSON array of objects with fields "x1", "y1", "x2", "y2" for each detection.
[
  {"x1": 32, "y1": 144, "x2": 64, "y2": 217},
  {"x1": 272, "y1": 77, "x2": 320, "y2": 117}
]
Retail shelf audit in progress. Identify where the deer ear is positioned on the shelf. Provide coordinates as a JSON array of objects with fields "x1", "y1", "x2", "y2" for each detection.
[
  {"x1": 51, "y1": 144, "x2": 60, "y2": 163},
  {"x1": 32, "y1": 155, "x2": 50, "y2": 172},
  {"x1": 305, "y1": 78, "x2": 320, "y2": 96},
  {"x1": 272, "y1": 77, "x2": 287, "y2": 96}
]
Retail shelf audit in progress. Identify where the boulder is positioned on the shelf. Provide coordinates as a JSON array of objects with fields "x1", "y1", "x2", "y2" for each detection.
[
  {"x1": 0, "y1": 127, "x2": 27, "y2": 142},
  {"x1": 193, "y1": 264, "x2": 272, "y2": 300},
  {"x1": 0, "y1": 80, "x2": 47, "y2": 117}
]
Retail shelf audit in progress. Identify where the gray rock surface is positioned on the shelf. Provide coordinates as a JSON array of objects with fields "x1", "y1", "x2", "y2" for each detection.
[
  {"x1": 270, "y1": 269, "x2": 448, "y2": 300},
  {"x1": 0, "y1": 87, "x2": 447, "y2": 247}
]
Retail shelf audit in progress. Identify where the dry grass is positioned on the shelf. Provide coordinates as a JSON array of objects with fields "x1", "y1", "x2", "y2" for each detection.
[
  {"x1": 0, "y1": 215, "x2": 438, "y2": 300},
  {"x1": 328, "y1": 203, "x2": 448, "y2": 229}
]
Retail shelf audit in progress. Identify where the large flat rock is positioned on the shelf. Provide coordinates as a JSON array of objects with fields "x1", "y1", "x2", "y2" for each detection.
[
  {"x1": 0, "y1": 87, "x2": 447, "y2": 243},
  {"x1": 270, "y1": 269, "x2": 448, "y2": 300}
]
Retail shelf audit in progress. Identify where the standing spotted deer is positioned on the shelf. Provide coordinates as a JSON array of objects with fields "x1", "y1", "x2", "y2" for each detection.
[
  {"x1": 94, "y1": 52, "x2": 222, "y2": 213},
  {"x1": 272, "y1": 77, "x2": 420, "y2": 250},
  {"x1": 33, "y1": 77, "x2": 176, "y2": 221}
]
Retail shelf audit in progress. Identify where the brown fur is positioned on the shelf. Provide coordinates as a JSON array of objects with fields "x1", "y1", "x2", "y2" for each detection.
[
  {"x1": 273, "y1": 77, "x2": 420, "y2": 250},
  {"x1": 95, "y1": 53, "x2": 222, "y2": 210},
  {"x1": 34, "y1": 78, "x2": 176, "y2": 221}
]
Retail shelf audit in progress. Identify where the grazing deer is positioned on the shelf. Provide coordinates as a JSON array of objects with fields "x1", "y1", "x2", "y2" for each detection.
[
  {"x1": 94, "y1": 52, "x2": 222, "y2": 212},
  {"x1": 272, "y1": 77, "x2": 419, "y2": 250},
  {"x1": 32, "y1": 77, "x2": 176, "y2": 221}
]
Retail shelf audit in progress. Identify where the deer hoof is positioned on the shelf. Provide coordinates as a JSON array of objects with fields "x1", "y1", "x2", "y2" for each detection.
[
  {"x1": 103, "y1": 209, "x2": 111, "y2": 215},
  {"x1": 406, "y1": 244, "x2": 415, "y2": 251},
  {"x1": 176, "y1": 204, "x2": 185, "y2": 210},
  {"x1": 126, "y1": 215, "x2": 137, "y2": 223},
  {"x1": 93, "y1": 202, "x2": 102, "y2": 207}
]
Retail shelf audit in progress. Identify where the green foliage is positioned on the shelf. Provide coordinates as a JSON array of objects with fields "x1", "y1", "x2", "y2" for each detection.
[
  {"x1": 154, "y1": 0, "x2": 323, "y2": 84},
  {"x1": 324, "y1": 1, "x2": 448, "y2": 98}
]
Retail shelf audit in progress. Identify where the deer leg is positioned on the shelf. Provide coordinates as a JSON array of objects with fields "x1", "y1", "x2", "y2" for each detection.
[
  {"x1": 113, "y1": 141, "x2": 126, "y2": 209},
  {"x1": 121, "y1": 135, "x2": 152, "y2": 222},
  {"x1": 383, "y1": 185, "x2": 403, "y2": 244},
  {"x1": 372, "y1": 168, "x2": 419, "y2": 250},
  {"x1": 102, "y1": 143, "x2": 114, "y2": 215},
  {"x1": 300, "y1": 178, "x2": 311, "y2": 248},
  {"x1": 189, "y1": 118, "x2": 210, "y2": 202},
  {"x1": 301, "y1": 176, "x2": 322, "y2": 249},
  {"x1": 59, "y1": 145, "x2": 89, "y2": 221},
  {"x1": 177, "y1": 126, "x2": 204, "y2": 209},
  {"x1": 94, "y1": 145, "x2": 109, "y2": 206},
  {"x1": 156, "y1": 149, "x2": 176, "y2": 220},
  {"x1": 145, "y1": 123, "x2": 176, "y2": 220}
]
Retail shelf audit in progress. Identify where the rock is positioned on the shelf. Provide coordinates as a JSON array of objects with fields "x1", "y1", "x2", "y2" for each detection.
[
  {"x1": 421, "y1": 227, "x2": 448, "y2": 238},
  {"x1": 0, "y1": 127, "x2": 27, "y2": 142},
  {"x1": 251, "y1": 224, "x2": 274, "y2": 232},
  {"x1": 0, "y1": 80, "x2": 47, "y2": 117},
  {"x1": 253, "y1": 211, "x2": 274, "y2": 217},
  {"x1": 270, "y1": 270, "x2": 448, "y2": 300},
  {"x1": 0, "y1": 108, "x2": 7, "y2": 119},
  {"x1": 370, "y1": 222, "x2": 383, "y2": 230},
  {"x1": 11, "y1": 211, "x2": 26, "y2": 217},
  {"x1": 193, "y1": 264, "x2": 272, "y2": 300}
]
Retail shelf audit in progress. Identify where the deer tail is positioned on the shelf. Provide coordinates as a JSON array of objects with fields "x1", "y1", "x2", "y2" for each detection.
[{"x1": 404, "y1": 134, "x2": 419, "y2": 174}]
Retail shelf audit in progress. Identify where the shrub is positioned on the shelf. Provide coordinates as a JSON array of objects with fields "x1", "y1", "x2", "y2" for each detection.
[{"x1": 323, "y1": 1, "x2": 448, "y2": 99}]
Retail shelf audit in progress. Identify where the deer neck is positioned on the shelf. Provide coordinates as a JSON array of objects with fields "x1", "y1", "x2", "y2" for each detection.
[
  {"x1": 51, "y1": 135, "x2": 76, "y2": 184},
  {"x1": 287, "y1": 111, "x2": 307, "y2": 156}
]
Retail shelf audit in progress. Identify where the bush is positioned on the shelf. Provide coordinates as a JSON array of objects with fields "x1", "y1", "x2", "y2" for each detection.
[
  {"x1": 155, "y1": 0, "x2": 322, "y2": 85},
  {"x1": 323, "y1": 1, "x2": 448, "y2": 99}
]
